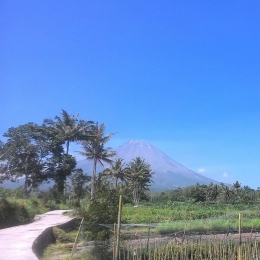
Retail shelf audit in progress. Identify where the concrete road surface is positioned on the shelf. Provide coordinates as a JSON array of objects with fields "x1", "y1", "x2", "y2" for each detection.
[{"x1": 0, "y1": 210, "x2": 73, "y2": 260}]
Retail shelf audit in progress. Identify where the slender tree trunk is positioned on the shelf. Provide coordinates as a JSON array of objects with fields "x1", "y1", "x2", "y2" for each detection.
[
  {"x1": 64, "y1": 141, "x2": 70, "y2": 197},
  {"x1": 24, "y1": 156, "x2": 29, "y2": 194},
  {"x1": 133, "y1": 186, "x2": 140, "y2": 206},
  {"x1": 91, "y1": 159, "x2": 97, "y2": 200},
  {"x1": 24, "y1": 174, "x2": 28, "y2": 193},
  {"x1": 66, "y1": 141, "x2": 70, "y2": 155}
]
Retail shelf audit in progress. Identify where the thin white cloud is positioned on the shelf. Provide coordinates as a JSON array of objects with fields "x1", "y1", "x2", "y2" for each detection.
[
  {"x1": 223, "y1": 172, "x2": 229, "y2": 178},
  {"x1": 198, "y1": 168, "x2": 207, "y2": 173}
]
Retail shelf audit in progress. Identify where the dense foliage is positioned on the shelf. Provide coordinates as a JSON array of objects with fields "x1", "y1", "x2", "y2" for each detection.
[{"x1": 0, "y1": 110, "x2": 154, "y2": 204}]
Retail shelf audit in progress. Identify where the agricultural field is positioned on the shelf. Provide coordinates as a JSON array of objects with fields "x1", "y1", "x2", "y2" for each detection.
[
  {"x1": 123, "y1": 202, "x2": 260, "y2": 234},
  {"x1": 43, "y1": 202, "x2": 260, "y2": 259}
]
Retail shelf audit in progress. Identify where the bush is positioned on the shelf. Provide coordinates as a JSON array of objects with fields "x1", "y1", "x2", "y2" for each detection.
[
  {"x1": 53, "y1": 227, "x2": 74, "y2": 243},
  {"x1": 0, "y1": 187, "x2": 12, "y2": 198},
  {"x1": 80, "y1": 188, "x2": 119, "y2": 241},
  {"x1": 0, "y1": 198, "x2": 31, "y2": 228}
]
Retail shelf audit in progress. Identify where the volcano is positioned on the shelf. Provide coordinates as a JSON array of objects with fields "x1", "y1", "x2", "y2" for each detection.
[{"x1": 115, "y1": 140, "x2": 219, "y2": 191}]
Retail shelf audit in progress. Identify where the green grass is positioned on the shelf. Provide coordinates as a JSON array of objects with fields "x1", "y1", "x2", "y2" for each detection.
[
  {"x1": 42, "y1": 242, "x2": 72, "y2": 260},
  {"x1": 0, "y1": 196, "x2": 70, "y2": 229},
  {"x1": 122, "y1": 203, "x2": 260, "y2": 234}
]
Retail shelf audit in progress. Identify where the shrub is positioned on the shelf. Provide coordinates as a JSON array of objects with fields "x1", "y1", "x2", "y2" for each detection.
[
  {"x1": 81, "y1": 188, "x2": 119, "y2": 241},
  {"x1": 0, "y1": 198, "x2": 31, "y2": 228},
  {"x1": 53, "y1": 227, "x2": 73, "y2": 243}
]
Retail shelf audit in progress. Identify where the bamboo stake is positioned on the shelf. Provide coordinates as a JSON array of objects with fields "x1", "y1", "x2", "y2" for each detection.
[
  {"x1": 238, "y1": 212, "x2": 242, "y2": 260},
  {"x1": 146, "y1": 223, "x2": 151, "y2": 252},
  {"x1": 115, "y1": 193, "x2": 123, "y2": 260},
  {"x1": 70, "y1": 218, "x2": 84, "y2": 259},
  {"x1": 113, "y1": 223, "x2": 116, "y2": 260}
]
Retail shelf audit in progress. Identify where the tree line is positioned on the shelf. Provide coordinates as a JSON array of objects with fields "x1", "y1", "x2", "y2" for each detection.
[
  {"x1": 149, "y1": 181, "x2": 260, "y2": 204},
  {"x1": 0, "y1": 110, "x2": 153, "y2": 203}
]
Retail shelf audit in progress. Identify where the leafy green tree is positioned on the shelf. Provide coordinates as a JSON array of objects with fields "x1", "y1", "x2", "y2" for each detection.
[
  {"x1": 81, "y1": 185, "x2": 119, "y2": 241},
  {"x1": 68, "y1": 168, "x2": 91, "y2": 204},
  {"x1": 0, "y1": 141, "x2": 9, "y2": 183},
  {"x1": 0, "y1": 122, "x2": 75, "y2": 194},
  {"x1": 241, "y1": 185, "x2": 255, "y2": 202},
  {"x1": 1, "y1": 123, "x2": 50, "y2": 192},
  {"x1": 46, "y1": 153, "x2": 77, "y2": 193},
  {"x1": 125, "y1": 157, "x2": 153, "y2": 205},
  {"x1": 79, "y1": 123, "x2": 116, "y2": 200},
  {"x1": 0, "y1": 164, "x2": 9, "y2": 184}
]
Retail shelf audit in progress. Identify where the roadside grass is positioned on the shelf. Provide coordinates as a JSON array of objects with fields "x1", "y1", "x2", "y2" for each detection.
[
  {"x1": 0, "y1": 196, "x2": 70, "y2": 229},
  {"x1": 42, "y1": 227, "x2": 76, "y2": 260},
  {"x1": 42, "y1": 242, "x2": 72, "y2": 260}
]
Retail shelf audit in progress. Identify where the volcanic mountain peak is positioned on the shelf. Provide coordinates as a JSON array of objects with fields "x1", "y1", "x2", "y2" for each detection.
[
  {"x1": 116, "y1": 140, "x2": 219, "y2": 190},
  {"x1": 117, "y1": 139, "x2": 190, "y2": 172}
]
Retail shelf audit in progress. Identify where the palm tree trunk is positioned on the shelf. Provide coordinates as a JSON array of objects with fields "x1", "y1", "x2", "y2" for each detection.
[
  {"x1": 64, "y1": 141, "x2": 70, "y2": 197},
  {"x1": 91, "y1": 159, "x2": 97, "y2": 200},
  {"x1": 66, "y1": 141, "x2": 70, "y2": 155}
]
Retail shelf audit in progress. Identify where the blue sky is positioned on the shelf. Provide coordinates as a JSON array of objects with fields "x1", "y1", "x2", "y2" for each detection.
[{"x1": 1, "y1": 1, "x2": 260, "y2": 188}]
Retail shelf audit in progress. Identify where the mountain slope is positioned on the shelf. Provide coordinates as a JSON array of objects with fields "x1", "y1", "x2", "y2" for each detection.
[{"x1": 116, "y1": 140, "x2": 219, "y2": 191}]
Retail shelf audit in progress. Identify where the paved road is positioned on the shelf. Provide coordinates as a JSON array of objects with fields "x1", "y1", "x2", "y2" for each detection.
[{"x1": 0, "y1": 210, "x2": 72, "y2": 260}]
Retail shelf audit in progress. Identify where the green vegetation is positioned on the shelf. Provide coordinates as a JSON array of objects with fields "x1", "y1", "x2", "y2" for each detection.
[
  {"x1": 0, "y1": 110, "x2": 153, "y2": 203},
  {"x1": 1, "y1": 110, "x2": 260, "y2": 259},
  {"x1": 0, "y1": 186, "x2": 68, "y2": 229},
  {"x1": 41, "y1": 200, "x2": 260, "y2": 259},
  {"x1": 42, "y1": 227, "x2": 77, "y2": 260}
]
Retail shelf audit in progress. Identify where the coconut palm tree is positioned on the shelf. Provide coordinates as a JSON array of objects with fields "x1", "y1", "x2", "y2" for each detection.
[
  {"x1": 125, "y1": 157, "x2": 153, "y2": 205},
  {"x1": 43, "y1": 109, "x2": 92, "y2": 155},
  {"x1": 103, "y1": 158, "x2": 127, "y2": 188},
  {"x1": 79, "y1": 123, "x2": 116, "y2": 200},
  {"x1": 43, "y1": 110, "x2": 93, "y2": 194},
  {"x1": 220, "y1": 183, "x2": 232, "y2": 203},
  {"x1": 232, "y1": 181, "x2": 242, "y2": 202},
  {"x1": 206, "y1": 182, "x2": 219, "y2": 202}
]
